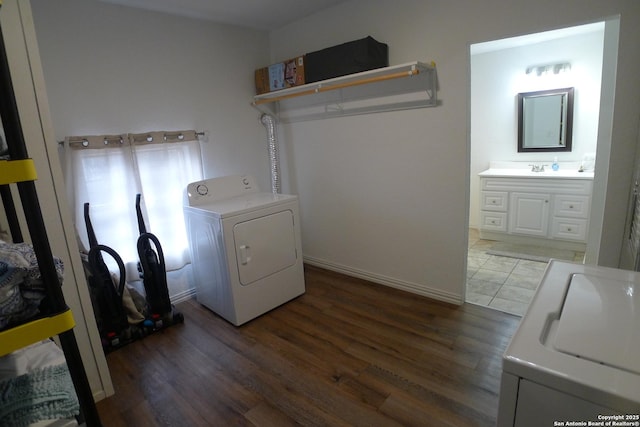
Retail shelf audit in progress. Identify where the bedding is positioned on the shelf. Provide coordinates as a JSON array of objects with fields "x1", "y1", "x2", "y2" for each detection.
[
  {"x1": 0, "y1": 340, "x2": 79, "y2": 427},
  {"x1": 0, "y1": 242, "x2": 64, "y2": 330},
  {"x1": 0, "y1": 242, "x2": 74, "y2": 426}
]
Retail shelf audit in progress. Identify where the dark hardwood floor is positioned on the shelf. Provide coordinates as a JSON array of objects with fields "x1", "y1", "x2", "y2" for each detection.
[{"x1": 96, "y1": 265, "x2": 521, "y2": 426}]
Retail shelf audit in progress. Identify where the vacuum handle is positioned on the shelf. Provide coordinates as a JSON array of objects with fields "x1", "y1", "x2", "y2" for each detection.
[
  {"x1": 135, "y1": 193, "x2": 147, "y2": 234},
  {"x1": 88, "y1": 244, "x2": 126, "y2": 299},
  {"x1": 84, "y1": 202, "x2": 99, "y2": 249},
  {"x1": 137, "y1": 232, "x2": 166, "y2": 273}
]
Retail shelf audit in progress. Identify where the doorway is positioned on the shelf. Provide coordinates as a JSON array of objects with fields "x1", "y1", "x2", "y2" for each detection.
[{"x1": 465, "y1": 20, "x2": 617, "y2": 314}]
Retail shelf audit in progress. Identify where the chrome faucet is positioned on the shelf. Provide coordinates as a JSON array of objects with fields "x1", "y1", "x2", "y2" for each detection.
[{"x1": 529, "y1": 164, "x2": 548, "y2": 172}]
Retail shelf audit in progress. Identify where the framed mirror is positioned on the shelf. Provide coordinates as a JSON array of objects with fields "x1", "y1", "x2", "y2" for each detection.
[{"x1": 517, "y1": 87, "x2": 574, "y2": 152}]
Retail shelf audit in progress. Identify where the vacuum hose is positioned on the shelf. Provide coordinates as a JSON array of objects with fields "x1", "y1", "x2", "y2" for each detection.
[{"x1": 260, "y1": 113, "x2": 281, "y2": 194}]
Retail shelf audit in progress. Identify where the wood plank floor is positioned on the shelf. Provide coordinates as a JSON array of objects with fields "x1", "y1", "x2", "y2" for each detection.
[{"x1": 96, "y1": 265, "x2": 521, "y2": 426}]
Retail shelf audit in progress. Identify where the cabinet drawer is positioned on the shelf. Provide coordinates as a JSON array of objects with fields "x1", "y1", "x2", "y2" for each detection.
[
  {"x1": 481, "y1": 191, "x2": 508, "y2": 211},
  {"x1": 480, "y1": 211, "x2": 507, "y2": 232},
  {"x1": 553, "y1": 195, "x2": 590, "y2": 218},
  {"x1": 551, "y1": 217, "x2": 588, "y2": 241}
]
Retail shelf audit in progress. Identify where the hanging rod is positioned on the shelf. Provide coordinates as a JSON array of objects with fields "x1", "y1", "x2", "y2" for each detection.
[
  {"x1": 252, "y1": 61, "x2": 434, "y2": 107},
  {"x1": 253, "y1": 69, "x2": 420, "y2": 106}
]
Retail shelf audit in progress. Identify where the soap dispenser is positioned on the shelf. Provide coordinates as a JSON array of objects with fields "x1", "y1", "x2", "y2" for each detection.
[{"x1": 552, "y1": 157, "x2": 559, "y2": 171}]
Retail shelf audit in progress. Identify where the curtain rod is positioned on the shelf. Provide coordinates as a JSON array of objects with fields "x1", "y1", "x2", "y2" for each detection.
[{"x1": 58, "y1": 130, "x2": 206, "y2": 146}]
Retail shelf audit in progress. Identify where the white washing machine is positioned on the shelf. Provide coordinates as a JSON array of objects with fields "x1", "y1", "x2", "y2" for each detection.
[
  {"x1": 183, "y1": 175, "x2": 305, "y2": 326},
  {"x1": 498, "y1": 260, "x2": 640, "y2": 426}
]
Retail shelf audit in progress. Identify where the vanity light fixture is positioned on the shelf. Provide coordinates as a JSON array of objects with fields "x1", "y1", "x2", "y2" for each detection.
[{"x1": 525, "y1": 62, "x2": 571, "y2": 76}]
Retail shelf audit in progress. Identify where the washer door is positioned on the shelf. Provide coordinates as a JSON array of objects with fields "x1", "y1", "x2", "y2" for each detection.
[{"x1": 233, "y1": 210, "x2": 298, "y2": 285}]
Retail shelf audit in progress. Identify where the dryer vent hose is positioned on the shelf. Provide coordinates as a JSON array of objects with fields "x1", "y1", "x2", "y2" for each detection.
[{"x1": 260, "y1": 113, "x2": 281, "y2": 194}]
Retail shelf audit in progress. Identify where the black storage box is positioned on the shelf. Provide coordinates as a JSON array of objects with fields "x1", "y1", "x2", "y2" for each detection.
[{"x1": 304, "y1": 36, "x2": 389, "y2": 83}]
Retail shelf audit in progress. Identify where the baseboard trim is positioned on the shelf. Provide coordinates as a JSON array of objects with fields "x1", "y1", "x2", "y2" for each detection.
[
  {"x1": 303, "y1": 256, "x2": 463, "y2": 305},
  {"x1": 168, "y1": 261, "x2": 464, "y2": 306},
  {"x1": 171, "y1": 288, "x2": 196, "y2": 305}
]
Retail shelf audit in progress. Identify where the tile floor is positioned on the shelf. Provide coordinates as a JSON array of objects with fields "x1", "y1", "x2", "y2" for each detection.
[{"x1": 466, "y1": 229, "x2": 584, "y2": 316}]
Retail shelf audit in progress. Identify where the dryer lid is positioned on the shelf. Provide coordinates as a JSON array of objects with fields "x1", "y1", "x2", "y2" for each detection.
[
  {"x1": 187, "y1": 192, "x2": 298, "y2": 218},
  {"x1": 553, "y1": 273, "x2": 640, "y2": 374}
]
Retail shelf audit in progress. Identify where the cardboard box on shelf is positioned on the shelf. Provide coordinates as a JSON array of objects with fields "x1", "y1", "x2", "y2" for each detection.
[{"x1": 255, "y1": 56, "x2": 306, "y2": 95}]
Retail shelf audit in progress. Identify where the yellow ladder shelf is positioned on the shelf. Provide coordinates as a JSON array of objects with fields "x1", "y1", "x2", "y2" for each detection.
[
  {"x1": 0, "y1": 158, "x2": 37, "y2": 184},
  {"x1": 0, "y1": 310, "x2": 76, "y2": 357}
]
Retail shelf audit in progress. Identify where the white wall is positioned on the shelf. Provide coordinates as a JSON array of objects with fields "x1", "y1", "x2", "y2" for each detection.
[
  {"x1": 28, "y1": 0, "x2": 640, "y2": 304},
  {"x1": 469, "y1": 28, "x2": 604, "y2": 229},
  {"x1": 271, "y1": 0, "x2": 640, "y2": 301},
  {"x1": 30, "y1": 0, "x2": 273, "y2": 191}
]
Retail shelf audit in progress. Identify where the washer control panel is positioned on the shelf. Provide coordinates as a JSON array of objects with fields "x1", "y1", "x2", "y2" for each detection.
[{"x1": 186, "y1": 175, "x2": 259, "y2": 206}]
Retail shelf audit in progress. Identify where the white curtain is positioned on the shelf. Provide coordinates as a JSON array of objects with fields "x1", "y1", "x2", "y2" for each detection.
[
  {"x1": 130, "y1": 131, "x2": 203, "y2": 269},
  {"x1": 64, "y1": 131, "x2": 203, "y2": 272}
]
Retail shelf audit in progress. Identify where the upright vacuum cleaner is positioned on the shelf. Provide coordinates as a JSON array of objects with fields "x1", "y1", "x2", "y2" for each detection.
[
  {"x1": 135, "y1": 194, "x2": 184, "y2": 329},
  {"x1": 83, "y1": 202, "x2": 137, "y2": 351}
]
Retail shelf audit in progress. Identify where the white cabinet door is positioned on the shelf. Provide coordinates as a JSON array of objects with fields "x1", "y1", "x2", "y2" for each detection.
[{"x1": 509, "y1": 192, "x2": 550, "y2": 237}]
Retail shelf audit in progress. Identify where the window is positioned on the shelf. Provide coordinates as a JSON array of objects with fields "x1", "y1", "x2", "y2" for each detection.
[{"x1": 63, "y1": 131, "x2": 203, "y2": 274}]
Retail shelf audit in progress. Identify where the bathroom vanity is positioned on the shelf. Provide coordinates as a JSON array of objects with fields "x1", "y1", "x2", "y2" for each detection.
[{"x1": 478, "y1": 162, "x2": 594, "y2": 250}]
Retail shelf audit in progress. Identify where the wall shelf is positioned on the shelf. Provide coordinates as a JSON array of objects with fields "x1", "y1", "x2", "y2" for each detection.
[{"x1": 252, "y1": 61, "x2": 437, "y2": 123}]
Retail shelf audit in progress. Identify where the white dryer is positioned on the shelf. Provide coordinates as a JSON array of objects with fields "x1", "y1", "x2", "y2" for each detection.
[{"x1": 183, "y1": 175, "x2": 305, "y2": 326}]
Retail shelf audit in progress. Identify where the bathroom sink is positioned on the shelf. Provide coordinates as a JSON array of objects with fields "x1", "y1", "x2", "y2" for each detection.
[{"x1": 479, "y1": 168, "x2": 594, "y2": 179}]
